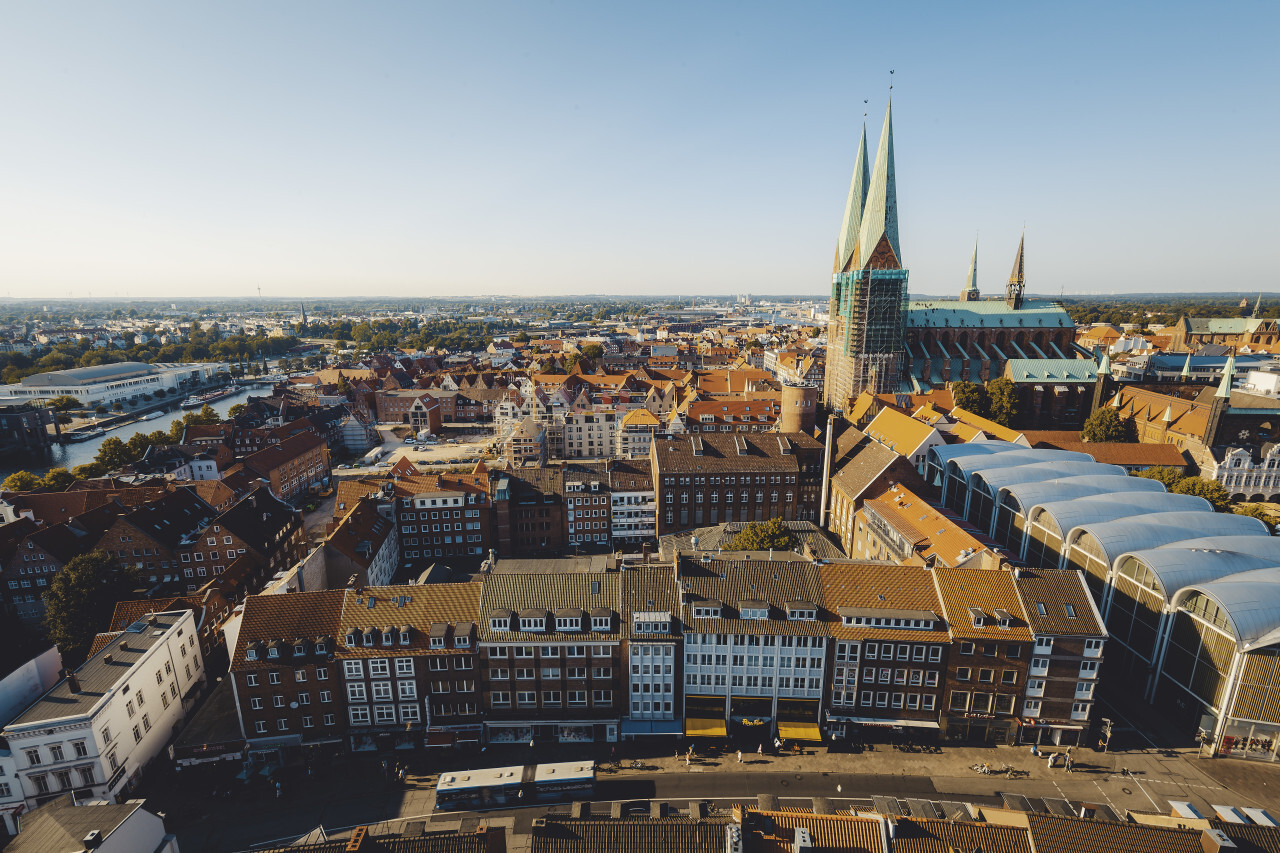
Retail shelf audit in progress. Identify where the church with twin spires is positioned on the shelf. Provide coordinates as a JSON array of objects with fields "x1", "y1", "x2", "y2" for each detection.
[{"x1": 825, "y1": 103, "x2": 1088, "y2": 420}]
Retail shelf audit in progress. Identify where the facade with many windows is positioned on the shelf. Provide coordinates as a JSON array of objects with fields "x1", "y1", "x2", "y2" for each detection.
[{"x1": 2, "y1": 611, "x2": 205, "y2": 813}]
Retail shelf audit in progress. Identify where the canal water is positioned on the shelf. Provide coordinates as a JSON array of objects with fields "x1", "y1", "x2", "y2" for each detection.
[{"x1": 0, "y1": 387, "x2": 256, "y2": 480}]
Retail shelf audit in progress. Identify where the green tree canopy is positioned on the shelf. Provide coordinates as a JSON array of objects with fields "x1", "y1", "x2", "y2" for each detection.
[
  {"x1": 72, "y1": 462, "x2": 107, "y2": 480},
  {"x1": 48, "y1": 395, "x2": 84, "y2": 411},
  {"x1": 43, "y1": 550, "x2": 141, "y2": 666},
  {"x1": 726, "y1": 518, "x2": 797, "y2": 552},
  {"x1": 1171, "y1": 476, "x2": 1232, "y2": 512},
  {"x1": 1235, "y1": 503, "x2": 1274, "y2": 526},
  {"x1": 94, "y1": 437, "x2": 133, "y2": 471},
  {"x1": 1, "y1": 471, "x2": 41, "y2": 492},
  {"x1": 40, "y1": 468, "x2": 76, "y2": 490},
  {"x1": 986, "y1": 377, "x2": 1019, "y2": 427},
  {"x1": 228, "y1": 403, "x2": 247, "y2": 418},
  {"x1": 1081, "y1": 408, "x2": 1136, "y2": 443},
  {"x1": 952, "y1": 381, "x2": 989, "y2": 417},
  {"x1": 580, "y1": 342, "x2": 604, "y2": 360},
  {"x1": 1133, "y1": 466, "x2": 1186, "y2": 490}
]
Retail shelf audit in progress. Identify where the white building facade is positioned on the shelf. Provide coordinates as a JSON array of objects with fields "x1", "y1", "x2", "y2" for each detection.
[{"x1": 1, "y1": 611, "x2": 205, "y2": 814}]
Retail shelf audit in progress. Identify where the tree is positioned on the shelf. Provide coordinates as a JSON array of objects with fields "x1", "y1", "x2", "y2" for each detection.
[
  {"x1": 1172, "y1": 476, "x2": 1232, "y2": 512},
  {"x1": 94, "y1": 437, "x2": 133, "y2": 472},
  {"x1": 513, "y1": 331, "x2": 530, "y2": 343},
  {"x1": 1134, "y1": 466, "x2": 1186, "y2": 490},
  {"x1": 43, "y1": 550, "x2": 141, "y2": 666},
  {"x1": 228, "y1": 403, "x2": 247, "y2": 418},
  {"x1": 952, "y1": 381, "x2": 989, "y2": 417},
  {"x1": 48, "y1": 395, "x2": 83, "y2": 411},
  {"x1": 1235, "y1": 503, "x2": 1274, "y2": 526},
  {"x1": 72, "y1": 462, "x2": 107, "y2": 480},
  {"x1": 726, "y1": 518, "x2": 797, "y2": 552},
  {"x1": 40, "y1": 468, "x2": 76, "y2": 490},
  {"x1": 1, "y1": 471, "x2": 41, "y2": 492},
  {"x1": 580, "y1": 343, "x2": 604, "y2": 361},
  {"x1": 986, "y1": 378, "x2": 1019, "y2": 427},
  {"x1": 1081, "y1": 408, "x2": 1136, "y2": 443}
]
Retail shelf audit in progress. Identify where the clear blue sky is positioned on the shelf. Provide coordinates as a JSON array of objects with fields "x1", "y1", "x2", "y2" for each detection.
[{"x1": 1, "y1": 1, "x2": 1276, "y2": 299}]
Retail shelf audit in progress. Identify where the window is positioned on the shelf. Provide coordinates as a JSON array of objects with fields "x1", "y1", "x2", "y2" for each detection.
[
  {"x1": 949, "y1": 691, "x2": 969, "y2": 712},
  {"x1": 978, "y1": 669, "x2": 995, "y2": 683},
  {"x1": 343, "y1": 660, "x2": 363, "y2": 679},
  {"x1": 956, "y1": 667, "x2": 971, "y2": 682},
  {"x1": 268, "y1": 672, "x2": 281, "y2": 685},
  {"x1": 395, "y1": 658, "x2": 414, "y2": 677},
  {"x1": 1002, "y1": 670, "x2": 1018, "y2": 685},
  {"x1": 24, "y1": 749, "x2": 40, "y2": 766},
  {"x1": 368, "y1": 659, "x2": 390, "y2": 677},
  {"x1": 349, "y1": 706, "x2": 371, "y2": 725},
  {"x1": 1023, "y1": 699, "x2": 1041, "y2": 717},
  {"x1": 73, "y1": 741, "x2": 87, "y2": 758},
  {"x1": 49, "y1": 744, "x2": 64, "y2": 762}
]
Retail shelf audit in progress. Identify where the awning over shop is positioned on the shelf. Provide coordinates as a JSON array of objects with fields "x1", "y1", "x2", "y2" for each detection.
[
  {"x1": 828, "y1": 715, "x2": 941, "y2": 729},
  {"x1": 777, "y1": 722, "x2": 823, "y2": 742},
  {"x1": 622, "y1": 719, "x2": 684, "y2": 735},
  {"x1": 685, "y1": 717, "x2": 728, "y2": 737},
  {"x1": 424, "y1": 732, "x2": 455, "y2": 747}
]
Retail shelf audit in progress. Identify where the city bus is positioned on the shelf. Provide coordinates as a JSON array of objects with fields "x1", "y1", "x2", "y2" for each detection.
[{"x1": 434, "y1": 761, "x2": 595, "y2": 811}]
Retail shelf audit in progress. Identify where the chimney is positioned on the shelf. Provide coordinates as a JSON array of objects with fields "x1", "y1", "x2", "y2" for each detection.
[
  {"x1": 66, "y1": 670, "x2": 82, "y2": 694},
  {"x1": 1202, "y1": 828, "x2": 1238, "y2": 853},
  {"x1": 82, "y1": 830, "x2": 102, "y2": 849}
]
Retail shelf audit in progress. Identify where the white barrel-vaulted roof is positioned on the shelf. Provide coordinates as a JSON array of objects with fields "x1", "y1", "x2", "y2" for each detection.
[
  {"x1": 1062, "y1": 512, "x2": 1270, "y2": 570},
  {"x1": 1113, "y1": 546, "x2": 1280, "y2": 606},
  {"x1": 973, "y1": 462, "x2": 1127, "y2": 499},
  {"x1": 1173, "y1": 567, "x2": 1280, "y2": 652},
  {"x1": 1028, "y1": 492, "x2": 1211, "y2": 539},
  {"x1": 1155, "y1": 536, "x2": 1280, "y2": 562},
  {"x1": 999, "y1": 475, "x2": 1165, "y2": 514},
  {"x1": 928, "y1": 441, "x2": 1029, "y2": 469}
]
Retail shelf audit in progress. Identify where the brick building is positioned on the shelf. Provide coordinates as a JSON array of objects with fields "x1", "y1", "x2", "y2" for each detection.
[
  {"x1": 478, "y1": 572, "x2": 624, "y2": 744},
  {"x1": 240, "y1": 432, "x2": 330, "y2": 504},
  {"x1": 649, "y1": 433, "x2": 824, "y2": 536},
  {"x1": 505, "y1": 466, "x2": 566, "y2": 557}
]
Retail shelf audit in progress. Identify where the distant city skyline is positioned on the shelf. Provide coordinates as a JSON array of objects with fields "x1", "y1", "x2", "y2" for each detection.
[{"x1": 1, "y1": 1, "x2": 1276, "y2": 299}]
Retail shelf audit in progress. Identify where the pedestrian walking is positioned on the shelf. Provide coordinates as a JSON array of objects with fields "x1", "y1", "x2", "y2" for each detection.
[
  {"x1": 757, "y1": 743, "x2": 763, "y2": 756},
  {"x1": 1065, "y1": 757, "x2": 1073, "y2": 773},
  {"x1": 774, "y1": 737, "x2": 781, "y2": 752},
  {"x1": 529, "y1": 738, "x2": 535, "y2": 749},
  {"x1": 737, "y1": 749, "x2": 743, "y2": 763}
]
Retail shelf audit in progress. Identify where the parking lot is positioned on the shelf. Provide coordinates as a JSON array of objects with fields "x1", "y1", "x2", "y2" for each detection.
[{"x1": 337, "y1": 427, "x2": 498, "y2": 474}]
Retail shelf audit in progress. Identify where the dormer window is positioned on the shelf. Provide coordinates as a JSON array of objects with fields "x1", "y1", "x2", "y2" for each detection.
[
  {"x1": 267, "y1": 646, "x2": 279, "y2": 659},
  {"x1": 490, "y1": 617, "x2": 510, "y2": 631},
  {"x1": 345, "y1": 632, "x2": 357, "y2": 648},
  {"x1": 455, "y1": 635, "x2": 470, "y2": 648},
  {"x1": 520, "y1": 616, "x2": 545, "y2": 631},
  {"x1": 693, "y1": 604, "x2": 721, "y2": 619},
  {"x1": 381, "y1": 631, "x2": 393, "y2": 647},
  {"x1": 429, "y1": 636, "x2": 445, "y2": 649},
  {"x1": 245, "y1": 647, "x2": 258, "y2": 661},
  {"x1": 994, "y1": 609, "x2": 1013, "y2": 630},
  {"x1": 742, "y1": 607, "x2": 769, "y2": 620},
  {"x1": 293, "y1": 644, "x2": 306, "y2": 656},
  {"x1": 591, "y1": 615, "x2": 611, "y2": 632},
  {"x1": 315, "y1": 642, "x2": 327, "y2": 655},
  {"x1": 399, "y1": 629, "x2": 411, "y2": 646},
  {"x1": 556, "y1": 616, "x2": 581, "y2": 631},
  {"x1": 362, "y1": 631, "x2": 374, "y2": 647},
  {"x1": 969, "y1": 607, "x2": 986, "y2": 629},
  {"x1": 786, "y1": 604, "x2": 816, "y2": 621}
]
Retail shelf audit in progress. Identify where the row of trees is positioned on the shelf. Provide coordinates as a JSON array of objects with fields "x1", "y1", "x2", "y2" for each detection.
[
  {"x1": 0, "y1": 405, "x2": 223, "y2": 491},
  {"x1": 951, "y1": 378, "x2": 1019, "y2": 427}
]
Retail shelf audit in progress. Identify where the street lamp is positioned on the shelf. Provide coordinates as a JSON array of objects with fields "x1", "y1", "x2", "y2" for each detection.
[{"x1": 1100, "y1": 718, "x2": 1113, "y2": 753}]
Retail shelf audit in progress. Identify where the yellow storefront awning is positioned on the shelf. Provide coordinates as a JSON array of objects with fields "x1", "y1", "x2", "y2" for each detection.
[
  {"x1": 777, "y1": 722, "x2": 822, "y2": 742},
  {"x1": 685, "y1": 717, "x2": 728, "y2": 737}
]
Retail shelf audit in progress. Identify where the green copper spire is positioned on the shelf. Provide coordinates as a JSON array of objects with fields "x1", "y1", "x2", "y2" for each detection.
[
  {"x1": 834, "y1": 125, "x2": 870, "y2": 273},
  {"x1": 1216, "y1": 353, "x2": 1236, "y2": 398},
  {"x1": 1097, "y1": 350, "x2": 1111, "y2": 376},
  {"x1": 1180, "y1": 352, "x2": 1192, "y2": 379},
  {"x1": 963, "y1": 239, "x2": 979, "y2": 295},
  {"x1": 856, "y1": 102, "x2": 901, "y2": 269}
]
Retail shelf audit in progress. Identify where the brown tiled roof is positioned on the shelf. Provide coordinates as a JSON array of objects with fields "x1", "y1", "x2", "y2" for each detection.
[
  {"x1": 1029, "y1": 439, "x2": 1188, "y2": 467},
  {"x1": 651, "y1": 432, "x2": 820, "y2": 475},
  {"x1": 674, "y1": 555, "x2": 826, "y2": 636},
  {"x1": 324, "y1": 498, "x2": 394, "y2": 569},
  {"x1": 335, "y1": 583, "x2": 481, "y2": 657},
  {"x1": 864, "y1": 408, "x2": 939, "y2": 457},
  {"x1": 620, "y1": 566, "x2": 681, "y2": 640},
  {"x1": 933, "y1": 567, "x2": 1033, "y2": 642},
  {"x1": 817, "y1": 562, "x2": 947, "y2": 642},
  {"x1": 743, "y1": 809, "x2": 885, "y2": 853},
  {"x1": 862, "y1": 485, "x2": 989, "y2": 567},
  {"x1": 1012, "y1": 568, "x2": 1105, "y2": 637},
  {"x1": 1025, "y1": 813, "x2": 1205, "y2": 853},
  {"x1": 477, "y1": 572, "x2": 620, "y2": 641},
  {"x1": 87, "y1": 632, "x2": 122, "y2": 657},
  {"x1": 830, "y1": 441, "x2": 899, "y2": 503},
  {"x1": 231, "y1": 589, "x2": 347, "y2": 669},
  {"x1": 106, "y1": 596, "x2": 201, "y2": 633},
  {"x1": 243, "y1": 431, "x2": 326, "y2": 477},
  {"x1": 892, "y1": 816, "x2": 1030, "y2": 853},
  {"x1": 532, "y1": 817, "x2": 729, "y2": 853}
]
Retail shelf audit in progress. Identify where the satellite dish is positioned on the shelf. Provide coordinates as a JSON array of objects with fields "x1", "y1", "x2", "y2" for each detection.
[{"x1": 289, "y1": 702, "x2": 299, "y2": 709}]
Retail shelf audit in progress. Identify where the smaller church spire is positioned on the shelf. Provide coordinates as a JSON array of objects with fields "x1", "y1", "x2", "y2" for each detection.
[
  {"x1": 1216, "y1": 352, "x2": 1236, "y2": 399},
  {"x1": 1180, "y1": 352, "x2": 1192, "y2": 380},
  {"x1": 960, "y1": 239, "x2": 979, "y2": 301},
  {"x1": 834, "y1": 125, "x2": 871, "y2": 274},
  {"x1": 1097, "y1": 350, "x2": 1111, "y2": 376},
  {"x1": 1253, "y1": 293, "x2": 1263, "y2": 319},
  {"x1": 1006, "y1": 231, "x2": 1025, "y2": 310}
]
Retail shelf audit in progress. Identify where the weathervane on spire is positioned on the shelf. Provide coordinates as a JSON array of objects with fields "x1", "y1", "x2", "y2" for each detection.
[{"x1": 888, "y1": 69, "x2": 894, "y2": 95}]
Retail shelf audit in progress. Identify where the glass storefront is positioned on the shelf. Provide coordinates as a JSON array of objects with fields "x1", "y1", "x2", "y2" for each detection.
[{"x1": 1220, "y1": 720, "x2": 1280, "y2": 761}]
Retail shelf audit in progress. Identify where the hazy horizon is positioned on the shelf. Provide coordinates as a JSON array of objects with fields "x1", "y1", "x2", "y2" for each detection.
[{"x1": 2, "y1": 2, "x2": 1276, "y2": 299}]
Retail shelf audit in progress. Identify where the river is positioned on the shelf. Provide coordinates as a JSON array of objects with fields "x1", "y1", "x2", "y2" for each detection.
[{"x1": 0, "y1": 387, "x2": 257, "y2": 480}]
